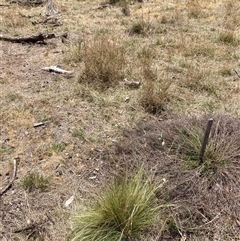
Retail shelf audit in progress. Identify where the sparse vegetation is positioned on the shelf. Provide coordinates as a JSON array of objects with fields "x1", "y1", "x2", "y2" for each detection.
[
  {"x1": 1, "y1": 0, "x2": 240, "y2": 240},
  {"x1": 7, "y1": 93, "x2": 23, "y2": 102},
  {"x1": 48, "y1": 142, "x2": 67, "y2": 154},
  {"x1": 139, "y1": 47, "x2": 172, "y2": 114},
  {"x1": 72, "y1": 128, "x2": 87, "y2": 141}
]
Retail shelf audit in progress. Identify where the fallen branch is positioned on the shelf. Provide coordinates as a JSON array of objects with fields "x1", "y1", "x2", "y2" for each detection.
[
  {"x1": 0, "y1": 158, "x2": 18, "y2": 196},
  {"x1": 0, "y1": 33, "x2": 56, "y2": 43},
  {"x1": 233, "y1": 68, "x2": 240, "y2": 79},
  {"x1": 13, "y1": 224, "x2": 36, "y2": 234},
  {"x1": 41, "y1": 65, "x2": 73, "y2": 74},
  {"x1": 199, "y1": 118, "x2": 213, "y2": 164}
]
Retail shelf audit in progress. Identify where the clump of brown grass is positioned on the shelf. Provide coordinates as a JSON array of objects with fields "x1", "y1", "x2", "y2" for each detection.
[
  {"x1": 186, "y1": 0, "x2": 204, "y2": 19},
  {"x1": 81, "y1": 35, "x2": 126, "y2": 89},
  {"x1": 129, "y1": 18, "x2": 158, "y2": 36},
  {"x1": 139, "y1": 47, "x2": 172, "y2": 114},
  {"x1": 217, "y1": 30, "x2": 239, "y2": 46}
]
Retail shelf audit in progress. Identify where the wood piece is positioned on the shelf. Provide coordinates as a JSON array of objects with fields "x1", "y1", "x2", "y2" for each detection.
[
  {"x1": 233, "y1": 68, "x2": 240, "y2": 79},
  {"x1": 13, "y1": 224, "x2": 36, "y2": 234},
  {"x1": 41, "y1": 66, "x2": 73, "y2": 74},
  {"x1": 0, "y1": 33, "x2": 56, "y2": 43},
  {"x1": 124, "y1": 79, "x2": 141, "y2": 89},
  {"x1": 33, "y1": 121, "x2": 50, "y2": 127},
  {"x1": 199, "y1": 118, "x2": 213, "y2": 164},
  {"x1": 0, "y1": 158, "x2": 18, "y2": 196}
]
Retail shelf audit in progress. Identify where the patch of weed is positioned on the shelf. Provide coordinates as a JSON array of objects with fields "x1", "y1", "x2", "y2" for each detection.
[
  {"x1": 22, "y1": 173, "x2": 50, "y2": 192},
  {"x1": 48, "y1": 142, "x2": 66, "y2": 154},
  {"x1": 72, "y1": 128, "x2": 87, "y2": 141},
  {"x1": 7, "y1": 93, "x2": 23, "y2": 102},
  {"x1": 0, "y1": 147, "x2": 13, "y2": 155}
]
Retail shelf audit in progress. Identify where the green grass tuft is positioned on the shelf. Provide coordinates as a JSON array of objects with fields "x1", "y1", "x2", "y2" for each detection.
[
  {"x1": 22, "y1": 173, "x2": 50, "y2": 192},
  {"x1": 72, "y1": 170, "x2": 162, "y2": 241}
]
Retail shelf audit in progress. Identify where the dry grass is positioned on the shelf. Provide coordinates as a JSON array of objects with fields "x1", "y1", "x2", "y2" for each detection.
[
  {"x1": 80, "y1": 35, "x2": 126, "y2": 89},
  {"x1": 0, "y1": 0, "x2": 240, "y2": 240},
  {"x1": 139, "y1": 47, "x2": 172, "y2": 114}
]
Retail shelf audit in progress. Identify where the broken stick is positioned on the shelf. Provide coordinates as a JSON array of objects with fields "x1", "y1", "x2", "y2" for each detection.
[
  {"x1": 33, "y1": 120, "x2": 51, "y2": 127},
  {"x1": 233, "y1": 68, "x2": 240, "y2": 79},
  {"x1": 0, "y1": 158, "x2": 18, "y2": 196},
  {"x1": 0, "y1": 33, "x2": 56, "y2": 43}
]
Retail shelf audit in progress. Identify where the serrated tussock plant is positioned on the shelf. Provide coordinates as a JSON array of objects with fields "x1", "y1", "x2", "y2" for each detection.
[{"x1": 71, "y1": 170, "x2": 164, "y2": 241}]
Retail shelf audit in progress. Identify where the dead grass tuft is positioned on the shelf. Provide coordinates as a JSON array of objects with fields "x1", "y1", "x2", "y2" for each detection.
[
  {"x1": 129, "y1": 18, "x2": 159, "y2": 36},
  {"x1": 80, "y1": 35, "x2": 126, "y2": 89},
  {"x1": 217, "y1": 30, "x2": 240, "y2": 46},
  {"x1": 139, "y1": 47, "x2": 172, "y2": 114},
  {"x1": 187, "y1": 0, "x2": 205, "y2": 19}
]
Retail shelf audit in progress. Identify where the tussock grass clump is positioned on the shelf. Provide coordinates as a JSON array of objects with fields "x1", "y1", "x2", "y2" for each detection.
[
  {"x1": 71, "y1": 170, "x2": 162, "y2": 241},
  {"x1": 139, "y1": 47, "x2": 172, "y2": 114},
  {"x1": 163, "y1": 114, "x2": 240, "y2": 179},
  {"x1": 129, "y1": 21, "x2": 148, "y2": 35},
  {"x1": 81, "y1": 35, "x2": 126, "y2": 89}
]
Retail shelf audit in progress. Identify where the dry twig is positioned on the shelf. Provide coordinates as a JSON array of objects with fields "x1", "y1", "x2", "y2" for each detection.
[
  {"x1": 233, "y1": 68, "x2": 240, "y2": 79},
  {"x1": 0, "y1": 158, "x2": 18, "y2": 196}
]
